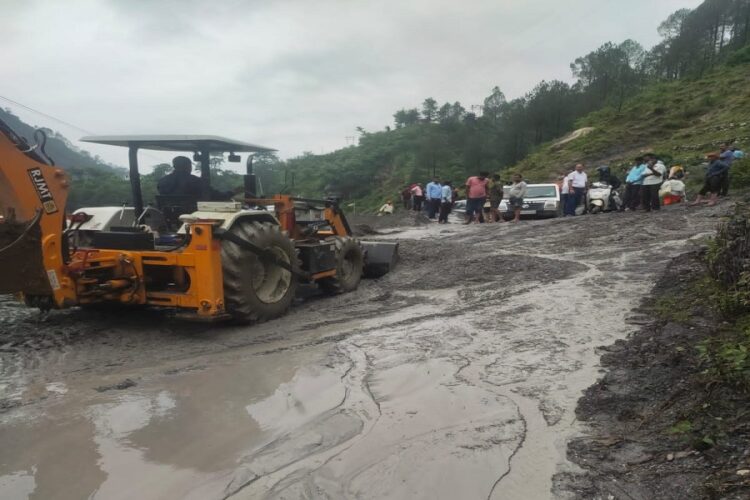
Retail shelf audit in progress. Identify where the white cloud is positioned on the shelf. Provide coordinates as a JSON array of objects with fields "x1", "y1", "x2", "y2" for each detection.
[{"x1": 2, "y1": 0, "x2": 704, "y2": 169}]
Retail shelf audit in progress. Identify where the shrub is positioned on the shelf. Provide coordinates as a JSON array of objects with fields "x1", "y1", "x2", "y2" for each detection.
[
  {"x1": 730, "y1": 158, "x2": 750, "y2": 189},
  {"x1": 727, "y1": 45, "x2": 750, "y2": 67},
  {"x1": 698, "y1": 327, "x2": 750, "y2": 390}
]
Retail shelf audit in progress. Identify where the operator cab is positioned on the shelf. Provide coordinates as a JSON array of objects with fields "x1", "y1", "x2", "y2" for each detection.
[{"x1": 76, "y1": 135, "x2": 277, "y2": 249}]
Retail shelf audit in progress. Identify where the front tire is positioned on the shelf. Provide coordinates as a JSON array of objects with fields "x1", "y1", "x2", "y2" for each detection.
[
  {"x1": 221, "y1": 221, "x2": 298, "y2": 323},
  {"x1": 318, "y1": 237, "x2": 364, "y2": 295}
]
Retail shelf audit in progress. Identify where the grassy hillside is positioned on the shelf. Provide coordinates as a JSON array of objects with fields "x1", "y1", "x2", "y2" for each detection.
[{"x1": 515, "y1": 64, "x2": 750, "y2": 184}]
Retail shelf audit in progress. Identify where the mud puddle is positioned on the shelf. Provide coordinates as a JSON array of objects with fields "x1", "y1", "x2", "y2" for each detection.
[{"x1": 0, "y1": 204, "x2": 728, "y2": 499}]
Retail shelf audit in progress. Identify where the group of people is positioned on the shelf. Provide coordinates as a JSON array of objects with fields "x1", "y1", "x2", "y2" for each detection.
[
  {"x1": 395, "y1": 171, "x2": 529, "y2": 224},
  {"x1": 463, "y1": 172, "x2": 528, "y2": 224},
  {"x1": 620, "y1": 154, "x2": 679, "y2": 211},
  {"x1": 400, "y1": 179, "x2": 458, "y2": 222},
  {"x1": 555, "y1": 142, "x2": 745, "y2": 215},
  {"x1": 386, "y1": 142, "x2": 745, "y2": 222},
  {"x1": 690, "y1": 143, "x2": 744, "y2": 206}
]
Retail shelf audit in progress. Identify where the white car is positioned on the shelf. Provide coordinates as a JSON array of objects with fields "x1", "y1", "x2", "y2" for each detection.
[{"x1": 500, "y1": 183, "x2": 561, "y2": 219}]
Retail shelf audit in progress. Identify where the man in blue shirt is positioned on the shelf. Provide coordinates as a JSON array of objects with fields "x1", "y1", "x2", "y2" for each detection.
[
  {"x1": 425, "y1": 177, "x2": 443, "y2": 219},
  {"x1": 438, "y1": 181, "x2": 453, "y2": 224},
  {"x1": 622, "y1": 157, "x2": 645, "y2": 211}
]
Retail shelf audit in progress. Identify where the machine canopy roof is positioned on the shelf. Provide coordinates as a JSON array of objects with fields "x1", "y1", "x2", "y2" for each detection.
[{"x1": 80, "y1": 135, "x2": 276, "y2": 153}]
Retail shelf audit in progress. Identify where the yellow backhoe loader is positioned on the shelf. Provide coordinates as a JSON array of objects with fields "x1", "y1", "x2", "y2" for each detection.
[{"x1": 0, "y1": 119, "x2": 397, "y2": 322}]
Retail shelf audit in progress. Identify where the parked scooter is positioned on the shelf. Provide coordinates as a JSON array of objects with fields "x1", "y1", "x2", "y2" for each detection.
[{"x1": 587, "y1": 181, "x2": 622, "y2": 214}]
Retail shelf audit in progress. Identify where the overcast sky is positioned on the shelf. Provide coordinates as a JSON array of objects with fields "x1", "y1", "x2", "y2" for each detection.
[{"x1": 2, "y1": 0, "x2": 703, "y2": 170}]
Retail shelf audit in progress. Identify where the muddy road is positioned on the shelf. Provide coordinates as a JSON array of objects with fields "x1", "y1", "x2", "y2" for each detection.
[{"x1": 0, "y1": 206, "x2": 724, "y2": 499}]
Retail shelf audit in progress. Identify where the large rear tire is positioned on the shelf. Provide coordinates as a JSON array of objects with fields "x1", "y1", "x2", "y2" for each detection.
[
  {"x1": 221, "y1": 221, "x2": 298, "y2": 323},
  {"x1": 318, "y1": 236, "x2": 364, "y2": 295}
]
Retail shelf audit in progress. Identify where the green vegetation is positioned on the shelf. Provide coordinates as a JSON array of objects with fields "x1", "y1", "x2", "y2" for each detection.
[
  {"x1": 696, "y1": 205, "x2": 750, "y2": 390},
  {"x1": 653, "y1": 296, "x2": 691, "y2": 323}
]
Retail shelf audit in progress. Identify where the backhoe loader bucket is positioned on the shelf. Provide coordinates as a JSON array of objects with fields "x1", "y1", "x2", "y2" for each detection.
[
  {"x1": 361, "y1": 240, "x2": 399, "y2": 278},
  {"x1": 0, "y1": 213, "x2": 52, "y2": 295}
]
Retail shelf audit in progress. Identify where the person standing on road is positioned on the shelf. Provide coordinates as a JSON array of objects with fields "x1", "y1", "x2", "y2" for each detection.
[
  {"x1": 411, "y1": 183, "x2": 425, "y2": 212},
  {"x1": 622, "y1": 157, "x2": 645, "y2": 211},
  {"x1": 464, "y1": 171, "x2": 490, "y2": 224},
  {"x1": 689, "y1": 152, "x2": 730, "y2": 207},
  {"x1": 438, "y1": 181, "x2": 453, "y2": 224},
  {"x1": 425, "y1": 177, "x2": 443, "y2": 219},
  {"x1": 488, "y1": 174, "x2": 504, "y2": 222},
  {"x1": 640, "y1": 155, "x2": 666, "y2": 212},
  {"x1": 565, "y1": 164, "x2": 588, "y2": 216},
  {"x1": 508, "y1": 174, "x2": 528, "y2": 223},
  {"x1": 558, "y1": 169, "x2": 572, "y2": 216}
]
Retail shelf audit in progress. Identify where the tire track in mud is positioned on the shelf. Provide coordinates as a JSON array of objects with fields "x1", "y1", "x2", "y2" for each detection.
[
  {"x1": 224, "y1": 343, "x2": 384, "y2": 499},
  {"x1": 226, "y1": 240, "x2": 612, "y2": 498}
]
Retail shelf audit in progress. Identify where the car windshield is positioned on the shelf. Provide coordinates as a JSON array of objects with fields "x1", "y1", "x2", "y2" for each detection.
[
  {"x1": 526, "y1": 186, "x2": 557, "y2": 198},
  {"x1": 501, "y1": 185, "x2": 557, "y2": 198}
]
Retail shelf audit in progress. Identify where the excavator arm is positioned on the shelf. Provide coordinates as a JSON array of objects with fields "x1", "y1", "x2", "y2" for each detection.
[{"x1": 0, "y1": 118, "x2": 74, "y2": 308}]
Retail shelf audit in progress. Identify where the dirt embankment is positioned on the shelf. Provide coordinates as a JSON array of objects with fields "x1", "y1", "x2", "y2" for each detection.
[{"x1": 556, "y1": 253, "x2": 750, "y2": 499}]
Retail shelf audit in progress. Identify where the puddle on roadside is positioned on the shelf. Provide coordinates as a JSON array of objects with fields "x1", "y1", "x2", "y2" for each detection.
[
  {"x1": 0, "y1": 346, "x2": 343, "y2": 500},
  {"x1": 0, "y1": 469, "x2": 36, "y2": 499},
  {"x1": 246, "y1": 367, "x2": 345, "y2": 434}
]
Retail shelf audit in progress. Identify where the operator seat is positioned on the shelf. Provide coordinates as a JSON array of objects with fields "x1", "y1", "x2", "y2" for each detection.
[{"x1": 156, "y1": 195, "x2": 198, "y2": 229}]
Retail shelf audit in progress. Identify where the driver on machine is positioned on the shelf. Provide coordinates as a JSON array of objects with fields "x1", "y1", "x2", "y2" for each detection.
[{"x1": 157, "y1": 156, "x2": 233, "y2": 200}]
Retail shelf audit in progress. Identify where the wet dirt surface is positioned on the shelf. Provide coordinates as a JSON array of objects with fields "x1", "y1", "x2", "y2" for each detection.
[
  {"x1": 0, "y1": 205, "x2": 729, "y2": 499},
  {"x1": 555, "y1": 253, "x2": 750, "y2": 499}
]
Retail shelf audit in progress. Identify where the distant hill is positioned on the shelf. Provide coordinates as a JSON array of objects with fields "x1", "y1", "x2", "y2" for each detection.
[
  {"x1": 0, "y1": 107, "x2": 135, "y2": 209},
  {"x1": 0, "y1": 107, "x2": 125, "y2": 175}
]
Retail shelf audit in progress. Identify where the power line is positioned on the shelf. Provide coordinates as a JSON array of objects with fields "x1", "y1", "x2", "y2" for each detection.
[
  {"x1": 0, "y1": 94, "x2": 168, "y2": 166},
  {"x1": 0, "y1": 94, "x2": 95, "y2": 135}
]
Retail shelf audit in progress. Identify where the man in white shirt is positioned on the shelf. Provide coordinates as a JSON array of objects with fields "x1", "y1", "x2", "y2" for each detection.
[
  {"x1": 641, "y1": 154, "x2": 667, "y2": 211},
  {"x1": 565, "y1": 163, "x2": 588, "y2": 216}
]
